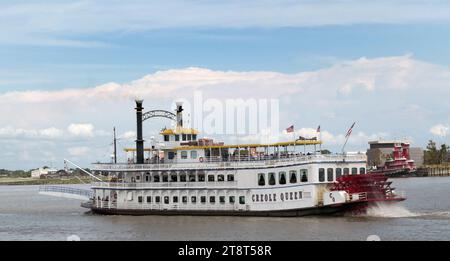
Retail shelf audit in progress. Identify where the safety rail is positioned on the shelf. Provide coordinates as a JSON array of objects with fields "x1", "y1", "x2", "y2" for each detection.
[
  {"x1": 93, "y1": 154, "x2": 367, "y2": 171},
  {"x1": 92, "y1": 200, "x2": 244, "y2": 211},
  {"x1": 92, "y1": 181, "x2": 238, "y2": 189},
  {"x1": 39, "y1": 185, "x2": 93, "y2": 198}
]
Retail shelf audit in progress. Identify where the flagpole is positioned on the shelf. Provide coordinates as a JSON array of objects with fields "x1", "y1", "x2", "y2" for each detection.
[
  {"x1": 319, "y1": 130, "x2": 322, "y2": 154},
  {"x1": 341, "y1": 122, "x2": 356, "y2": 155},
  {"x1": 341, "y1": 135, "x2": 350, "y2": 155}
]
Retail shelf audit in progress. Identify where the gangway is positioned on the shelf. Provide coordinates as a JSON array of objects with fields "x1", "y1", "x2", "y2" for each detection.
[{"x1": 39, "y1": 185, "x2": 93, "y2": 201}]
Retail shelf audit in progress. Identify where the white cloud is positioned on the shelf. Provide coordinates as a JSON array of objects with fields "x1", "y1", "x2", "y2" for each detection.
[
  {"x1": 121, "y1": 131, "x2": 136, "y2": 140},
  {"x1": 68, "y1": 146, "x2": 90, "y2": 157},
  {"x1": 39, "y1": 127, "x2": 64, "y2": 139},
  {"x1": 0, "y1": 55, "x2": 448, "y2": 168},
  {"x1": 67, "y1": 123, "x2": 95, "y2": 138},
  {"x1": 430, "y1": 124, "x2": 449, "y2": 137}
]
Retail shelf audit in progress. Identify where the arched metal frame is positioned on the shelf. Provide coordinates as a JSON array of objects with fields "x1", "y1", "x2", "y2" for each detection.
[{"x1": 142, "y1": 110, "x2": 176, "y2": 122}]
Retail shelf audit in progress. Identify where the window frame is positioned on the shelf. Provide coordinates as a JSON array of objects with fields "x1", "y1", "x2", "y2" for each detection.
[
  {"x1": 289, "y1": 170, "x2": 298, "y2": 184},
  {"x1": 319, "y1": 168, "x2": 325, "y2": 182}
]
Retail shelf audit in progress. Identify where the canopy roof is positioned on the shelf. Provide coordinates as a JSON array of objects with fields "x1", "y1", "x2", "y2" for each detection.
[{"x1": 160, "y1": 127, "x2": 199, "y2": 135}]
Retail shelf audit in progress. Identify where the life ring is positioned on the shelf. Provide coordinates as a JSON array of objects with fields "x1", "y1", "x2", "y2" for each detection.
[{"x1": 199, "y1": 157, "x2": 204, "y2": 163}]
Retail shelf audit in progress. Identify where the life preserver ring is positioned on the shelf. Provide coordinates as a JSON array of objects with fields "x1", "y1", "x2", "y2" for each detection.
[{"x1": 199, "y1": 157, "x2": 204, "y2": 163}]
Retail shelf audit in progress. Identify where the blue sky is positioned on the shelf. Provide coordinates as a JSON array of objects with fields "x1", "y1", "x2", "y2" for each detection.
[
  {"x1": 0, "y1": 1, "x2": 449, "y2": 169},
  {"x1": 3, "y1": 25, "x2": 450, "y2": 91}
]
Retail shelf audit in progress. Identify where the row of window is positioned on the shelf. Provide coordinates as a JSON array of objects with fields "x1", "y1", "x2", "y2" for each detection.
[
  {"x1": 168, "y1": 150, "x2": 199, "y2": 160},
  {"x1": 135, "y1": 174, "x2": 235, "y2": 183},
  {"x1": 164, "y1": 134, "x2": 198, "y2": 142},
  {"x1": 258, "y1": 170, "x2": 308, "y2": 186},
  {"x1": 137, "y1": 195, "x2": 246, "y2": 205},
  {"x1": 318, "y1": 167, "x2": 366, "y2": 182}
]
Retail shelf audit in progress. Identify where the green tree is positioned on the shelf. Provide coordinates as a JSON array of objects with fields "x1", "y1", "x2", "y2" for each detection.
[
  {"x1": 424, "y1": 140, "x2": 439, "y2": 165},
  {"x1": 440, "y1": 144, "x2": 449, "y2": 164}
]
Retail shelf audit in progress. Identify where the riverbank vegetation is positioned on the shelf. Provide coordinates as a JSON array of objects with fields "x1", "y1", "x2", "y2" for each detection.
[{"x1": 424, "y1": 140, "x2": 450, "y2": 165}]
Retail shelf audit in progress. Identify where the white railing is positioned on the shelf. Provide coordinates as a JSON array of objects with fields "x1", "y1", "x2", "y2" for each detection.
[
  {"x1": 93, "y1": 154, "x2": 367, "y2": 171},
  {"x1": 91, "y1": 181, "x2": 238, "y2": 189},
  {"x1": 93, "y1": 201, "x2": 243, "y2": 211},
  {"x1": 39, "y1": 185, "x2": 93, "y2": 198}
]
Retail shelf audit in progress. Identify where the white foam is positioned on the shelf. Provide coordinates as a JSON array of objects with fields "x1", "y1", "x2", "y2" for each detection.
[{"x1": 365, "y1": 203, "x2": 418, "y2": 218}]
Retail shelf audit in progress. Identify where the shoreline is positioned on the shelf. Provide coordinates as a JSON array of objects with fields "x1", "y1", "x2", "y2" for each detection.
[{"x1": 0, "y1": 177, "x2": 92, "y2": 186}]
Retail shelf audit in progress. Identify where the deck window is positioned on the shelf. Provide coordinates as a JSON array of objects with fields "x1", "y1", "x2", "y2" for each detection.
[
  {"x1": 300, "y1": 169, "x2": 308, "y2": 182},
  {"x1": 191, "y1": 196, "x2": 197, "y2": 203},
  {"x1": 162, "y1": 175, "x2": 168, "y2": 182},
  {"x1": 218, "y1": 175, "x2": 225, "y2": 182},
  {"x1": 187, "y1": 134, "x2": 192, "y2": 140},
  {"x1": 173, "y1": 196, "x2": 179, "y2": 203},
  {"x1": 138, "y1": 196, "x2": 143, "y2": 203},
  {"x1": 208, "y1": 175, "x2": 215, "y2": 182},
  {"x1": 146, "y1": 196, "x2": 152, "y2": 203},
  {"x1": 279, "y1": 172, "x2": 287, "y2": 185},
  {"x1": 239, "y1": 196, "x2": 246, "y2": 205},
  {"x1": 192, "y1": 134, "x2": 197, "y2": 140},
  {"x1": 319, "y1": 168, "x2": 325, "y2": 182},
  {"x1": 268, "y1": 173, "x2": 276, "y2": 185},
  {"x1": 189, "y1": 174, "x2": 196, "y2": 182},
  {"x1": 336, "y1": 168, "x2": 342, "y2": 180},
  {"x1": 182, "y1": 134, "x2": 187, "y2": 141},
  {"x1": 198, "y1": 174, "x2": 205, "y2": 182},
  {"x1": 155, "y1": 196, "x2": 161, "y2": 203},
  {"x1": 289, "y1": 171, "x2": 297, "y2": 183},
  {"x1": 229, "y1": 196, "x2": 235, "y2": 204},
  {"x1": 168, "y1": 152, "x2": 175, "y2": 160},
  {"x1": 170, "y1": 174, "x2": 178, "y2": 182},
  {"x1": 352, "y1": 168, "x2": 358, "y2": 175},
  {"x1": 164, "y1": 135, "x2": 169, "y2": 142},
  {"x1": 175, "y1": 135, "x2": 180, "y2": 141},
  {"x1": 219, "y1": 196, "x2": 226, "y2": 204},
  {"x1": 258, "y1": 173, "x2": 266, "y2": 186},
  {"x1": 344, "y1": 168, "x2": 350, "y2": 175},
  {"x1": 200, "y1": 196, "x2": 206, "y2": 203},
  {"x1": 360, "y1": 168, "x2": 366, "y2": 174},
  {"x1": 227, "y1": 174, "x2": 235, "y2": 182},
  {"x1": 191, "y1": 151, "x2": 198, "y2": 159},
  {"x1": 181, "y1": 151, "x2": 188, "y2": 159},
  {"x1": 164, "y1": 196, "x2": 169, "y2": 204},
  {"x1": 182, "y1": 196, "x2": 188, "y2": 203},
  {"x1": 180, "y1": 174, "x2": 186, "y2": 182},
  {"x1": 153, "y1": 175, "x2": 160, "y2": 182},
  {"x1": 327, "y1": 168, "x2": 334, "y2": 182},
  {"x1": 209, "y1": 196, "x2": 216, "y2": 203}
]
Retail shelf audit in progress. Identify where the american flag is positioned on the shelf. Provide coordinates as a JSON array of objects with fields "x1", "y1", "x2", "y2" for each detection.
[
  {"x1": 345, "y1": 122, "x2": 356, "y2": 138},
  {"x1": 317, "y1": 125, "x2": 321, "y2": 133},
  {"x1": 286, "y1": 125, "x2": 294, "y2": 133}
]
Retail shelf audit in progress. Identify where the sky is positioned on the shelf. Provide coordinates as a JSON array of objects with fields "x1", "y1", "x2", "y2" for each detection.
[{"x1": 0, "y1": 0, "x2": 449, "y2": 170}]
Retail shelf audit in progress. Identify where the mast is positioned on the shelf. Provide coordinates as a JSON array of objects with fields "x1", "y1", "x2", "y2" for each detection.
[{"x1": 113, "y1": 127, "x2": 117, "y2": 164}]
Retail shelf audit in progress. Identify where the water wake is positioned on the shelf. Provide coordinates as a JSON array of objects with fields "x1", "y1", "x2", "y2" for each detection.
[{"x1": 364, "y1": 203, "x2": 418, "y2": 218}]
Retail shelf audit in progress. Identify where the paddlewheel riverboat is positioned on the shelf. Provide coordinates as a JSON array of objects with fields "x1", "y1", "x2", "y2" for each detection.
[{"x1": 79, "y1": 101, "x2": 405, "y2": 216}]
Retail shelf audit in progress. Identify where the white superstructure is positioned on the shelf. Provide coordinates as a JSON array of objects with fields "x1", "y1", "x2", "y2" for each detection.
[{"x1": 82, "y1": 101, "x2": 378, "y2": 216}]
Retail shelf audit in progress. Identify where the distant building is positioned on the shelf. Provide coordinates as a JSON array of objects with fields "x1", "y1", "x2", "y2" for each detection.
[
  {"x1": 367, "y1": 140, "x2": 424, "y2": 168},
  {"x1": 31, "y1": 167, "x2": 58, "y2": 179}
]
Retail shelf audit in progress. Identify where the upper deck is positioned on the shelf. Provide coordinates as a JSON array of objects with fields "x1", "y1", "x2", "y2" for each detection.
[{"x1": 93, "y1": 153, "x2": 367, "y2": 172}]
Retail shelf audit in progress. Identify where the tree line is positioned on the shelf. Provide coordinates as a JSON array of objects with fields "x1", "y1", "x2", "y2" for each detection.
[{"x1": 424, "y1": 140, "x2": 450, "y2": 165}]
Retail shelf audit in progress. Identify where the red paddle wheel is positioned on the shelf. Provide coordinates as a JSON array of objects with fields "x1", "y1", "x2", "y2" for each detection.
[{"x1": 331, "y1": 173, "x2": 406, "y2": 213}]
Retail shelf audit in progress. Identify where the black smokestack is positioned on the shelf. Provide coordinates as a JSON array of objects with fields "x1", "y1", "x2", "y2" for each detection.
[{"x1": 135, "y1": 100, "x2": 145, "y2": 164}]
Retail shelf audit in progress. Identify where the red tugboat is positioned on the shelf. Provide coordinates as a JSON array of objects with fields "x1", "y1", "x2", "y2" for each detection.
[{"x1": 368, "y1": 141, "x2": 419, "y2": 178}]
